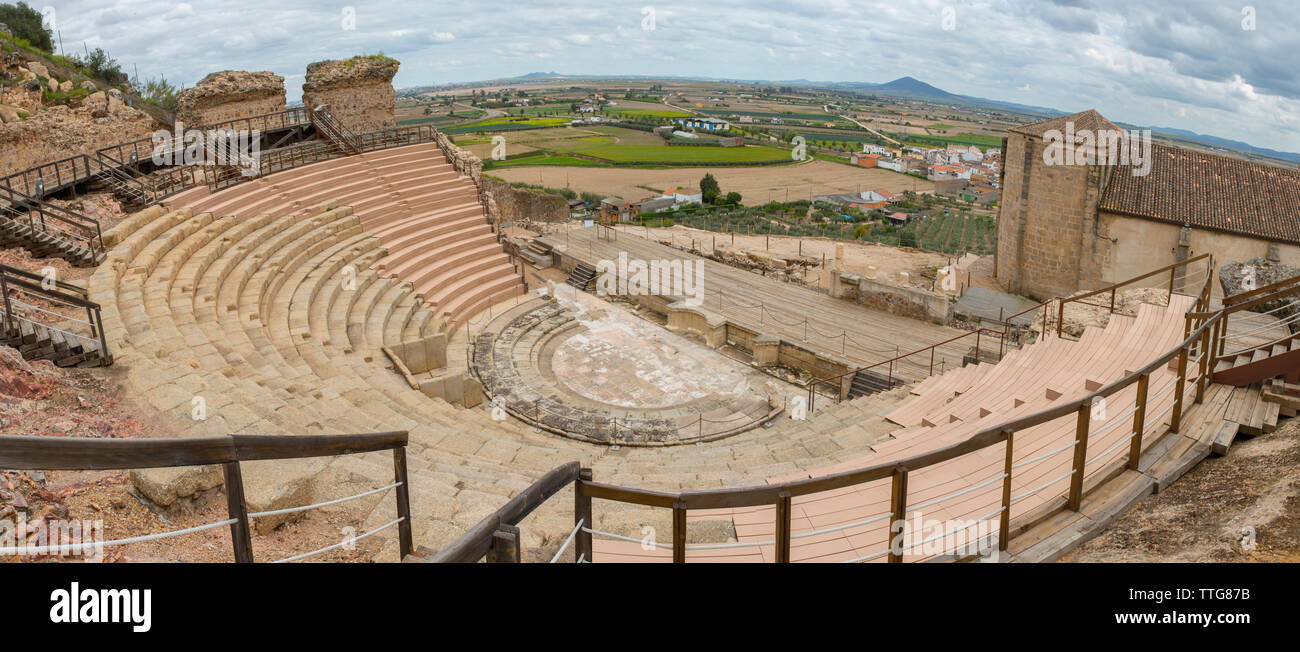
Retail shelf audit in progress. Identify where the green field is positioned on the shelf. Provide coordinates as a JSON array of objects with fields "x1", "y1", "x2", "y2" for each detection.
[
  {"x1": 699, "y1": 109, "x2": 832, "y2": 121},
  {"x1": 865, "y1": 213, "x2": 996, "y2": 255},
  {"x1": 892, "y1": 131, "x2": 1003, "y2": 149},
  {"x1": 443, "y1": 116, "x2": 573, "y2": 134},
  {"x1": 467, "y1": 125, "x2": 794, "y2": 167},
  {"x1": 605, "y1": 108, "x2": 692, "y2": 119}
]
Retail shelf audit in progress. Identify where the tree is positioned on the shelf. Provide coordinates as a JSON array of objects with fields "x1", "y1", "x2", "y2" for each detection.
[
  {"x1": 0, "y1": 2, "x2": 53, "y2": 53},
  {"x1": 724, "y1": 191, "x2": 742, "y2": 205},
  {"x1": 73, "y1": 48, "x2": 124, "y2": 85},
  {"x1": 699, "y1": 173, "x2": 721, "y2": 204}
]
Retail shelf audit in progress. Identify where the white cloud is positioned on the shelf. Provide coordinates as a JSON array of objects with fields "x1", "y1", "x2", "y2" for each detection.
[{"x1": 37, "y1": 0, "x2": 1300, "y2": 152}]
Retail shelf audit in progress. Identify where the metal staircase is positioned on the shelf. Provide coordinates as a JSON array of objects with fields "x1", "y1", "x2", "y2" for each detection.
[
  {"x1": 0, "y1": 264, "x2": 112, "y2": 367},
  {"x1": 0, "y1": 185, "x2": 105, "y2": 267},
  {"x1": 310, "y1": 105, "x2": 362, "y2": 155},
  {"x1": 91, "y1": 164, "x2": 152, "y2": 208}
]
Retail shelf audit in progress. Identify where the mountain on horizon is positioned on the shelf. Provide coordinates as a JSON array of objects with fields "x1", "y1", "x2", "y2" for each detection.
[{"x1": 871, "y1": 76, "x2": 959, "y2": 99}]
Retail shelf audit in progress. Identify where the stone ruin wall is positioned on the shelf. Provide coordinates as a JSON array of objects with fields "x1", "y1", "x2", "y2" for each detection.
[
  {"x1": 174, "y1": 70, "x2": 286, "y2": 127},
  {"x1": 482, "y1": 177, "x2": 569, "y2": 224},
  {"x1": 1, "y1": 55, "x2": 153, "y2": 185},
  {"x1": 300, "y1": 57, "x2": 399, "y2": 134}
]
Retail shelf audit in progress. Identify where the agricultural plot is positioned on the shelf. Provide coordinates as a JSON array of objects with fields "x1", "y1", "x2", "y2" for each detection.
[
  {"x1": 460, "y1": 125, "x2": 793, "y2": 167},
  {"x1": 877, "y1": 213, "x2": 995, "y2": 255}
]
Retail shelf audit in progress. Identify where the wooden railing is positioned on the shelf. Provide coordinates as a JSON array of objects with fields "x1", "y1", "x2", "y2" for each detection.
[
  {"x1": 1198, "y1": 271, "x2": 1300, "y2": 364},
  {"x1": 0, "y1": 431, "x2": 413, "y2": 562},
  {"x1": 439, "y1": 261, "x2": 1219, "y2": 563},
  {"x1": 428, "y1": 462, "x2": 581, "y2": 563},
  {"x1": 805, "y1": 254, "x2": 1215, "y2": 408},
  {"x1": 1055, "y1": 253, "x2": 1211, "y2": 337}
]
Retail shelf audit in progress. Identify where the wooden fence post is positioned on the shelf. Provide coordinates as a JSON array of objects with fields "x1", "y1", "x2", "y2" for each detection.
[
  {"x1": 888, "y1": 467, "x2": 909, "y2": 563},
  {"x1": 999, "y1": 430, "x2": 1013, "y2": 551},
  {"x1": 775, "y1": 490, "x2": 792, "y2": 563},
  {"x1": 575, "y1": 468, "x2": 593, "y2": 563},
  {"x1": 486, "y1": 524, "x2": 521, "y2": 563},
  {"x1": 1197, "y1": 323, "x2": 1210, "y2": 403},
  {"x1": 1171, "y1": 346, "x2": 1188, "y2": 433},
  {"x1": 222, "y1": 462, "x2": 254, "y2": 563},
  {"x1": 672, "y1": 500, "x2": 687, "y2": 564},
  {"x1": 1128, "y1": 373, "x2": 1150, "y2": 471},
  {"x1": 1068, "y1": 403, "x2": 1090, "y2": 510},
  {"x1": 392, "y1": 446, "x2": 413, "y2": 559}
]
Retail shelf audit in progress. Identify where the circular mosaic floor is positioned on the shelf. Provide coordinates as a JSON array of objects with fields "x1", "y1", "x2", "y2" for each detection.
[{"x1": 472, "y1": 286, "x2": 789, "y2": 445}]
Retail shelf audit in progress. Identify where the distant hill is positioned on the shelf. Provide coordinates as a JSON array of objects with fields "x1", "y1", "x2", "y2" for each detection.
[
  {"x1": 871, "y1": 76, "x2": 960, "y2": 99},
  {"x1": 1145, "y1": 126, "x2": 1300, "y2": 164}
]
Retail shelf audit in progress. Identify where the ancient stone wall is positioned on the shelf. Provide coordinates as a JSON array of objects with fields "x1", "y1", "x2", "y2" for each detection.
[
  {"x1": 994, "y1": 133, "x2": 1113, "y2": 300},
  {"x1": 301, "y1": 56, "x2": 399, "y2": 133},
  {"x1": 1, "y1": 56, "x2": 154, "y2": 182},
  {"x1": 175, "y1": 70, "x2": 286, "y2": 127},
  {"x1": 483, "y1": 177, "x2": 569, "y2": 223}
]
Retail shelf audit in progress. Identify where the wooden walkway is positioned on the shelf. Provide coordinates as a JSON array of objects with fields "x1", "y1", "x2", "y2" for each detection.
[{"x1": 541, "y1": 227, "x2": 971, "y2": 377}]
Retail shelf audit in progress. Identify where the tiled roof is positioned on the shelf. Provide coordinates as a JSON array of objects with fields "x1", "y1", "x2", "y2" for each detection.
[
  {"x1": 1010, "y1": 109, "x2": 1120, "y2": 137},
  {"x1": 1099, "y1": 143, "x2": 1300, "y2": 244}
]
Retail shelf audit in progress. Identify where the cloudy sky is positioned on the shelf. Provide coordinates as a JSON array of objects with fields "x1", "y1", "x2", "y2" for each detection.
[{"x1": 39, "y1": 0, "x2": 1300, "y2": 152}]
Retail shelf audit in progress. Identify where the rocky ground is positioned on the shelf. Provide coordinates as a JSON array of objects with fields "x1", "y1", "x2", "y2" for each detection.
[
  {"x1": 1032, "y1": 286, "x2": 1172, "y2": 337},
  {"x1": 0, "y1": 346, "x2": 387, "y2": 563},
  {"x1": 1063, "y1": 416, "x2": 1300, "y2": 562}
]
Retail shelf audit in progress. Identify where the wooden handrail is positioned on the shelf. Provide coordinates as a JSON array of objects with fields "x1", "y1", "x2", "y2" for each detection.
[
  {"x1": 428, "y1": 461, "x2": 582, "y2": 563},
  {"x1": 0, "y1": 431, "x2": 408, "y2": 470},
  {"x1": 0, "y1": 431, "x2": 412, "y2": 562}
]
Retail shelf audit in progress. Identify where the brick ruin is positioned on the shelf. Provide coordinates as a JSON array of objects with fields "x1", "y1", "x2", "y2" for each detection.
[
  {"x1": 174, "y1": 70, "x2": 286, "y2": 126},
  {"x1": 301, "y1": 56, "x2": 399, "y2": 133}
]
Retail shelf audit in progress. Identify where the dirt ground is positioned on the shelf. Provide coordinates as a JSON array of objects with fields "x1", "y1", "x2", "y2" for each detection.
[
  {"x1": 0, "y1": 348, "x2": 387, "y2": 564},
  {"x1": 491, "y1": 160, "x2": 935, "y2": 206},
  {"x1": 609, "y1": 223, "x2": 957, "y2": 290},
  {"x1": 1062, "y1": 416, "x2": 1300, "y2": 562},
  {"x1": 516, "y1": 222, "x2": 962, "y2": 292}
]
